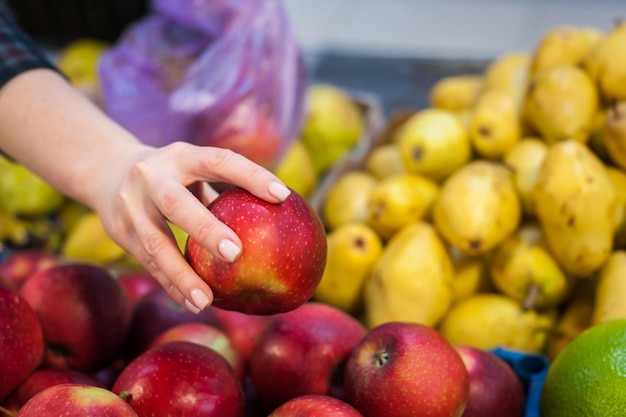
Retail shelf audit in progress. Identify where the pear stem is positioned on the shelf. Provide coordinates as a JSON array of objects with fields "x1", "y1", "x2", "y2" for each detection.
[{"x1": 522, "y1": 281, "x2": 541, "y2": 311}]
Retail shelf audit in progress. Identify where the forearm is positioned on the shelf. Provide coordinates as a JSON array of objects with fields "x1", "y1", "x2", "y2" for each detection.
[{"x1": 0, "y1": 68, "x2": 149, "y2": 209}]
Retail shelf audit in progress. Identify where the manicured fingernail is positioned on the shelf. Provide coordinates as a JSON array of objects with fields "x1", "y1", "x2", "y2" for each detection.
[
  {"x1": 184, "y1": 299, "x2": 201, "y2": 315},
  {"x1": 268, "y1": 181, "x2": 291, "y2": 201},
  {"x1": 190, "y1": 288, "x2": 210, "y2": 311},
  {"x1": 219, "y1": 239, "x2": 241, "y2": 262}
]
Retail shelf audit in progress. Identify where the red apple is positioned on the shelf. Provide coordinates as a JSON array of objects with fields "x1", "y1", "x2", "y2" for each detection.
[
  {"x1": 147, "y1": 322, "x2": 244, "y2": 379},
  {"x1": 115, "y1": 271, "x2": 160, "y2": 306},
  {"x1": 344, "y1": 322, "x2": 469, "y2": 417},
  {"x1": 18, "y1": 263, "x2": 133, "y2": 373},
  {"x1": 112, "y1": 341, "x2": 245, "y2": 417},
  {"x1": 455, "y1": 346, "x2": 525, "y2": 417},
  {"x1": 15, "y1": 383, "x2": 138, "y2": 417},
  {"x1": 0, "y1": 249, "x2": 59, "y2": 290},
  {"x1": 268, "y1": 394, "x2": 364, "y2": 417},
  {"x1": 186, "y1": 187, "x2": 327, "y2": 315},
  {"x1": 8, "y1": 368, "x2": 103, "y2": 410},
  {"x1": 248, "y1": 302, "x2": 367, "y2": 412},
  {"x1": 124, "y1": 286, "x2": 221, "y2": 358},
  {"x1": 214, "y1": 308, "x2": 273, "y2": 364},
  {"x1": 0, "y1": 286, "x2": 44, "y2": 403}
]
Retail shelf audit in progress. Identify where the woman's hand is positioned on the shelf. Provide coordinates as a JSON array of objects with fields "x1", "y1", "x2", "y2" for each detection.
[{"x1": 93, "y1": 142, "x2": 291, "y2": 313}]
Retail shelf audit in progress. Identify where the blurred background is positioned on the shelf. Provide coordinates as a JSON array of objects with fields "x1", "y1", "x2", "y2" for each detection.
[{"x1": 282, "y1": 0, "x2": 622, "y2": 112}]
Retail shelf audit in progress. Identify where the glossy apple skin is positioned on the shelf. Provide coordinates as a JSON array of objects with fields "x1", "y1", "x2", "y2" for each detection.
[
  {"x1": 0, "y1": 286, "x2": 44, "y2": 403},
  {"x1": 15, "y1": 383, "x2": 138, "y2": 417},
  {"x1": 0, "y1": 249, "x2": 59, "y2": 290},
  {"x1": 8, "y1": 368, "x2": 103, "y2": 409},
  {"x1": 268, "y1": 394, "x2": 364, "y2": 417},
  {"x1": 213, "y1": 308, "x2": 273, "y2": 365},
  {"x1": 186, "y1": 187, "x2": 327, "y2": 315},
  {"x1": 112, "y1": 341, "x2": 245, "y2": 417},
  {"x1": 115, "y1": 271, "x2": 160, "y2": 306},
  {"x1": 148, "y1": 322, "x2": 244, "y2": 379},
  {"x1": 124, "y1": 286, "x2": 221, "y2": 359},
  {"x1": 344, "y1": 322, "x2": 469, "y2": 417},
  {"x1": 249, "y1": 302, "x2": 367, "y2": 412},
  {"x1": 18, "y1": 263, "x2": 132, "y2": 373},
  {"x1": 455, "y1": 346, "x2": 525, "y2": 417}
]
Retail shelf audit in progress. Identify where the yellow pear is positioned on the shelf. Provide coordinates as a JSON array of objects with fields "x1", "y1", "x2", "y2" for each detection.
[
  {"x1": 529, "y1": 25, "x2": 603, "y2": 78},
  {"x1": 532, "y1": 140, "x2": 618, "y2": 277},
  {"x1": 273, "y1": 140, "x2": 317, "y2": 198},
  {"x1": 489, "y1": 222, "x2": 574, "y2": 310},
  {"x1": 364, "y1": 143, "x2": 406, "y2": 180},
  {"x1": 586, "y1": 109, "x2": 612, "y2": 163},
  {"x1": 592, "y1": 250, "x2": 626, "y2": 324},
  {"x1": 602, "y1": 101, "x2": 626, "y2": 170},
  {"x1": 608, "y1": 166, "x2": 626, "y2": 249},
  {"x1": 367, "y1": 173, "x2": 439, "y2": 240},
  {"x1": 502, "y1": 137, "x2": 548, "y2": 216},
  {"x1": 314, "y1": 222, "x2": 384, "y2": 314},
  {"x1": 62, "y1": 211, "x2": 127, "y2": 264},
  {"x1": 433, "y1": 160, "x2": 521, "y2": 255},
  {"x1": 584, "y1": 21, "x2": 626, "y2": 102},
  {"x1": 439, "y1": 293, "x2": 556, "y2": 352},
  {"x1": 395, "y1": 108, "x2": 472, "y2": 182},
  {"x1": 300, "y1": 84, "x2": 364, "y2": 174},
  {"x1": 523, "y1": 65, "x2": 598, "y2": 144},
  {"x1": 429, "y1": 74, "x2": 484, "y2": 112},
  {"x1": 363, "y1": 221, "x2": 453, "y2": 328},
  {"x1": 469, "y1": 88, "x2": 523, "y2": 159},
  {"x1": 448, "y1": 246, "x2": 492, "y2": 303},
  {"x1": 483, "y1": 51, "x2": 530, "y2": 92},
  {"x1": 543, "y1": 278, "x2": 595, "y2": 362},
  {"x1": 322, "y1": 170, "x2": 378, "y2": 231}
]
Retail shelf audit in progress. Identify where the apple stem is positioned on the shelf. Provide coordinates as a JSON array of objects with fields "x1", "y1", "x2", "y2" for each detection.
[
  {"x1": 118, "y1": 390, "x2": 133, "y2": 403},
  {"x1": 0, "y1": 405, "x2": 16, "y2": 417}
]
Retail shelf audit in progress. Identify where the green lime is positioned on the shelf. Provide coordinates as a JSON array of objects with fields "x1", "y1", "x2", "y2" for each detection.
[{"x1": 540, "y1": 318, "x2": 626, "y2": 416}]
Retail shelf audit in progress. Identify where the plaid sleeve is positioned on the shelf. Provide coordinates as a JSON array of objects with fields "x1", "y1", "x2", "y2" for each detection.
[{"x1": 0, "y1": 2, "x2": 59, "y2": 88}]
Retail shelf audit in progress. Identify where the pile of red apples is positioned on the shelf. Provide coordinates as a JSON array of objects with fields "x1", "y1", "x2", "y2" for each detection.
[{"x1": 0, "y1": 188, "x2": 527, "y2": 417}]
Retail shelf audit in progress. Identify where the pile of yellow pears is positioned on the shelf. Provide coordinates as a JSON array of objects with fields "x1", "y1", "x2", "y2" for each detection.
[{"x1": 312, "y1": 22, "x2": 626, "y2": 363}]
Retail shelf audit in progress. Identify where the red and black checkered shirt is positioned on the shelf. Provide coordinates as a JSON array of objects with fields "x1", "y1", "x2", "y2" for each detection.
[{"x1": 0, "y1": 2, "x2": 57, "y2": 88}]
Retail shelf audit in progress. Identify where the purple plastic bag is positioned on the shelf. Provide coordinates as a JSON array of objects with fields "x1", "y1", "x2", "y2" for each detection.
[{"x1": 98, "y1": 0, "x2": 307, "y2": 169}]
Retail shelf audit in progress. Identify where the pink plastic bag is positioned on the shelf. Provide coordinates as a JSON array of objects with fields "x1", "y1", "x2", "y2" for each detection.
[{"x1": 98, "y1": 0, "x2": 307, "y2": 169}]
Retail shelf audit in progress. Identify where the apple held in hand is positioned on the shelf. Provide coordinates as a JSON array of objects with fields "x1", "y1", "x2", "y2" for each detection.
[
  {"x1": 15, "y1": 383, "x2": 138, "y2": 417},
  {"x1": 455, "y1": 346, "x2": 525, "y2": 417},
  {"x1": 268, "y1": 394, "x2": 364, "y2": 417},
  {"x1": 18, "y1": 263, "x2": 133, "y2": 373},
  {"x1": 344, "y1": 322, "x2": 469, "y2": 417},
  {"x1": 112, "y1": 341, "x2": 245, "y2": 417},
  {"x1": 186, "y1": 186, "x2": 327, "y2": 315},
  {"x1": 0, "y1": 286, "x2": 44, "y2": 403}
]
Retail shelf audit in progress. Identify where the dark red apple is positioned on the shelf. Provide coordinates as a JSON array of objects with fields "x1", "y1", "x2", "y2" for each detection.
[
  {"x1": 0, "y1": 286, "x2": 44, "y2": 403},
  {"x1": 268, "y1": 394, "x2": 364, "y2": 417},
  {"x1": 248, "y1": 302, "x2": 367, "y2": 412},
  {"x1": 455, "y1": 346, "x2": 525, "y2": 417},
  {"x1": 18, "y1": 263, "x2": 132, "y2": 373},
  {"x1": 15, "y1": 383, "x2": 138, "y2": 417},
  {"x1": 124, "y1": 286, "x2": 221, "y2": 358},
  {"x1": 148, "y1": 322, "x2": 244, "y2": 379},
  {"x1": 112, "y1": 341, "x2": 245, "y2": 417},
  {"x1": 0, "y1": 249, "x2": 59, "y2": 290},
  {"x1": 8, "y1": 368, "x2": 103, "y2": 409},
  {"x1": 344, "y1": 321, "x2": 469, "y2": 417},
  {"x1": 214, "y1": 308, "x2": 273, "y2": 364},
  {"x1": 185, "y1": 187, "x2": 327, "y2": 315},
  {"x1": 115, "y1": 271, "x2": 160, "y2": 306}
]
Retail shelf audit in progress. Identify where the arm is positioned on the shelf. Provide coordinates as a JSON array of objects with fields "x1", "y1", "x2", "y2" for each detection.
[{"x1": 0, "y1": 8, "x2": 290, "y2": 314}]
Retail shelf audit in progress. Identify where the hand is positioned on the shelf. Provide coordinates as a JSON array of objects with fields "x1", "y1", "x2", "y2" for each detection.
[{"x1": 92, "y1": 142, "x2": 291, "y2": 314}]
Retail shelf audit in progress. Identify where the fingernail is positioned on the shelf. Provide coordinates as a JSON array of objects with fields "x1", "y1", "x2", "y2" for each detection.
[
  {"x1": 268, "y1": 181, "x2": 291, "y2": 201},
  {"x1": 190, "y1": 288, "x2": 210, "y2": 311},
  {"x1": 184, "y1": 299, "x2": 201, "y2": 315},
  {"x1": 219, "y1": 239, "x2": 241, "y2": 262}
]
